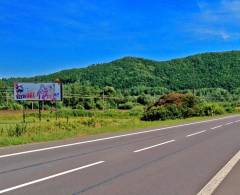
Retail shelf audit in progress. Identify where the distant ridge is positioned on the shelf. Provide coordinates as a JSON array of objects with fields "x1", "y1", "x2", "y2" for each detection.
[{"x1": 3, "y1": 50, "x2": 240, "y2": 91}]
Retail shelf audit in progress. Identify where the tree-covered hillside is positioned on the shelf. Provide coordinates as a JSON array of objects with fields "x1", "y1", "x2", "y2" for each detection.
[{"x1": 3, "y1": 51, "x2": 240, "y2": 91}]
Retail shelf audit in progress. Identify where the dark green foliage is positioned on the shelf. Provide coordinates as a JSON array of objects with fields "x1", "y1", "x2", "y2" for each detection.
[
  {"x1": 197, "y1": 103, "x2": 225, "y2": 116},
  {"x1": 11, "y1": 103, "x2": 23, "y2": 110},
  {"x1": 222, "y1": 102, "x2": 236, "y2": 113},
  {"x1": 129, "y1": 106, "x2": 144, "y2": 116},
  {"x1": 118, "y1": 102, "x2": 134, "y2": 110},
  {"x1": 95, "y1": 100, "x2": 104, "y2": 110},
  {"x1": 142, "y1": 93, "x2": 232, "y2": 121},
  {"x1": 195, "y1": 88, "x2": 232, "y2": 102},
  {"x1": 137, "y1": 95, "x2": 154, "y2": 105},
  {"x1": 3, "y1": 51, "x2": 240, "y2": 91},
  {"x1": 124, "y1": 86, "x2": 170, "y2": 96},
  {"x1": 1, "y1": 51, "x2": 240, "y2": 112},
  {"x1": 83, "y1": 99, "x2": 96, "y2": 110},
  {"x1": 56, "y1": 108, "x2": 94, "y2": 118},
  {"x1": 101, "y1": 86, "x2": 116, "y2": 96},
  {"x1": 0, "y1": 105, "x2": 8, "y2": 110}
]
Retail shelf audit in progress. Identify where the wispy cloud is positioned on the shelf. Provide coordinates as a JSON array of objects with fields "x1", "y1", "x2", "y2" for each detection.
[
  {"x1": 195, "y1": 29, "x2": 230, "y2": 40},
  {"x1": 221, "y1": 0, "x2": 240, "y2": 17},
  {"x1": 194, "y1": 28, "x2": 240, "y2": 41},
  {"x1": 197, "y1": 0, "x2": 240, "y2": 22},
  {"x1": 191, "y1": 0, "x2": 240, "y2": 40}
]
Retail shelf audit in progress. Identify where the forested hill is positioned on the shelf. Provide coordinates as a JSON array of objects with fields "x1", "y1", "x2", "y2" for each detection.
[{"x1": 3, "y1": 51, "x2": 240, "y2": 91}]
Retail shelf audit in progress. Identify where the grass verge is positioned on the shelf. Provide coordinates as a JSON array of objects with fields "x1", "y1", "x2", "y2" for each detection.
[{"x1": 0, "y1": 109, "x2": 236, "y2": 147}]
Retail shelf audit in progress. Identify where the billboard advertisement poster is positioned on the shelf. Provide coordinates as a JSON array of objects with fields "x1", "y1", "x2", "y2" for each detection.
[{"x1": 14, "y1": 83, "x2": 62, "y2": 101}]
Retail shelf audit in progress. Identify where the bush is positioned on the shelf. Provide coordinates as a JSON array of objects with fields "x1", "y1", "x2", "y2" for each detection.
[
  {"x1": 76, "y1": 103, "x2": 85, "y2": 110},
  {"x1": 149, "y1": 93, "x2": 198, "y2": 108},
  {"x1": 222, "y1": 103, "x2": 235, "y2": 113},
  {"x1": 118, "y1": 102, "x2": 134, "y2": 110},
  {"x1": 56, "y1": 108, "x2": 72, "y2": 117},
  {"x1": 142, "y1": 106, "x2": 170, "y2": 121},
  {"x1": 56, "y1": 108, "x2": 94, "y2": 118},
  {"x1": 137, "y1": 95, "x2": 153, "y2": 105},
  {"x1": 101, "y1": 86, "x2": 116, "y2": 96},
  {"x1": 106, "y1": 99, "x2": 117, "y2": 109},
  {"x1": 11, "y1": 103, "x2": 23, "y2": 110},
  {"x1": 182, "y1": 95, "x2": 199, "y2": 108},
  {"x1": 142, "y1": 93, "x2": 200, "y2": 121},
  {"x1": 142, "y1": 93, "x2": 227, "y2": 121},
  {"x1": 166, "y1": 104, "x2": 183, "y2": 119},
  {"x1": 56, "y1": 102, "x2": 64, "y2": 109},
  {"x1": 43, "y1": 104, "x2": 51, "y2": 110},
  {"x1": 96, "y1": 100, "x2": 104, "y2": 110},
  {"x1": 142, "y1": 105, "x2": 202, "y2": 121},
  {"x1": 84, "y1": 99, "x2": 96, "y2": 110},
  {"x1": 0, "y1": 104, "x2": 8, "y2": 110},
  {"x1": 198, "y1": 103, "x2": 225, "y2": 116},
  {"x1": 129, "y1": 106, "x2": 144, "y2": 116}
]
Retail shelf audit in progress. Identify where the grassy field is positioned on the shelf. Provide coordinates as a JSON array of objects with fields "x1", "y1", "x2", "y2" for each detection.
[{"x1": 0, "y1": 108, "x2": 234, "y2": 147}]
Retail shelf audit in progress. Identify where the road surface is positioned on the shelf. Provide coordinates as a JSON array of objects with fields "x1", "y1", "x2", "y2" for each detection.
[
  {"x1": 0, "y1": 115, "x2": 240, "y2": 195},
  {"x1": 213, "y1": 161, "x2": 240, "y2": 195}
]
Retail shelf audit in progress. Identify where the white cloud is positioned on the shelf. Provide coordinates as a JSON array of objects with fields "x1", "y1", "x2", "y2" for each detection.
[
  {"x1": 222, "y1": 0, "x2": 240, "y2": 17},
  {"x1": 194, "y1": 28, "x2": 231, "y2": 40},
  {"x1": 193, "y1": 0, "x2": 240, "y2": 40},
  {"x1": 198, "y1": 0, "x2": 240, "y2": 21}
]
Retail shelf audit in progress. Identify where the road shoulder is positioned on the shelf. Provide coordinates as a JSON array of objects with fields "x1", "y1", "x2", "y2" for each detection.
[
  {"x1": 197, "y1": 150, "x2": 240, "y2": 195},
  {"x1": 213, "y1": 160, "x2": 240, "y2": 195}
]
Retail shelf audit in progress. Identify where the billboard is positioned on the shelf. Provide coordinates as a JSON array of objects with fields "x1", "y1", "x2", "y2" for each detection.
[{"x1": 14, "y1": 83, "x2": 62, "y2": 101}]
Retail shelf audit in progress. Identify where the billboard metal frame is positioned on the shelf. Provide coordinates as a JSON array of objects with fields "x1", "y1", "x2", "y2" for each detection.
[
  {"x1": 14, "y1": 82, "x2": 63, "y2": 101},
  {"x1": 13, "y1": 82, "x2": 63, "y2": 122}
]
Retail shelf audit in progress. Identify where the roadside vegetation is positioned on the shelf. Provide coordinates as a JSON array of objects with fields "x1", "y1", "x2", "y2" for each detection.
[
  {"x1": 0, "y1": 108, "x2": 234, "y2": 147},
  {"x1": 1, "y1": 51, "x2": 240, "y2": 147},
  {"x1": 142, "y1": 93, "x2": 236, "y2": 121},
  {"x1": 0, "y1": 91, "x2": 239, "y2": 147}
]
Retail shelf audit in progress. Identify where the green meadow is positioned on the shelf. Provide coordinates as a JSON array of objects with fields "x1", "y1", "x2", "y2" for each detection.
[{"x1": 0, "y1": 108, "x2": 233, "y2": 147}]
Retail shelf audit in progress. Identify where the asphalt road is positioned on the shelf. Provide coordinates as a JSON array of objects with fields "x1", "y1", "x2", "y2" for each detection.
[
  {"x1": 0, "y1": 115, "x2": 240, "y2": 195},
  {"x1": 214, "y1": 161, "x2": 240, "y2": 195}
]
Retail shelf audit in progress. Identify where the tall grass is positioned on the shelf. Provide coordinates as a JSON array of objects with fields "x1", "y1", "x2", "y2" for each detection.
[{"x1": 0, "y1": 108, "x2": 237, "y2": 147}]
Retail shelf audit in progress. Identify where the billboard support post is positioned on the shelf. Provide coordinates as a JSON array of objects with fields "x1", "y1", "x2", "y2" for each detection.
[
  {"x1": 55, "y1": 101, "x2": 58, "y2": 121},
  {"x1": 38, "y1": 101, "x2": 42, "y2": 122}
]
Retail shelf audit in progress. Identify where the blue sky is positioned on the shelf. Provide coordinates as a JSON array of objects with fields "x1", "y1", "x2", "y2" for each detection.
[{"x1": 0, "y1": 0, "x2": 240, "y2": 78}]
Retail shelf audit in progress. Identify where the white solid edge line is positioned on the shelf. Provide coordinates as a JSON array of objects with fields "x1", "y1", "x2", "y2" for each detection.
[
  {"x1": 0, "y1": 115, "x2": 238, "y2": 159},
  {"x1": 223, "y1": 119, "x2": 240, "y2": 126},
  {"x1": 186, "y1": 130, "x2": 207, "y2": 138},
  {"x1": 134, "y1": 140, "x2": 175, "y2": 153},
  {"x1": 0, "y1": 161, "x2": 105, "y2": 194},
  {"x1": 197, "y1": 150, "x2": 240, "y2": 195},
  {"x1": 211, "y1": 125, "x2": 223, "y2": 130},
  {"x1": 225, "y1": 122, "x2": 235, "y2": 126}
]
